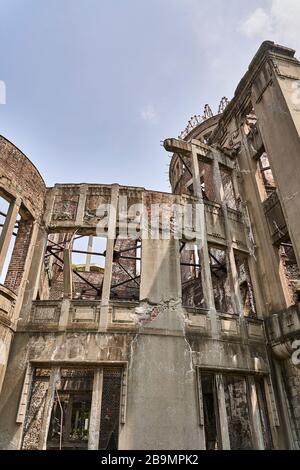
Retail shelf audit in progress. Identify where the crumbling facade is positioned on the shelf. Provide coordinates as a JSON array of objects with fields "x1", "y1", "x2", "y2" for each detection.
[{"x1": 0, "y1": 41, "x2": 300, "y2": 450}]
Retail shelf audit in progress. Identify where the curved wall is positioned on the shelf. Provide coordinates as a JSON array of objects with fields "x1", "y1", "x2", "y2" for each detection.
[{"x1": 0, "y1": 136, "x2": 46, "y2": 219}]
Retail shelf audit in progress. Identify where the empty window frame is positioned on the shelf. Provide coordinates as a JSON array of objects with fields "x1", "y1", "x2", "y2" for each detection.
[
  {"x1": 220, "y1": 166, "x2": 239, "y2": 211},
  {"x1": 22, "y1": 366, "x2": 123, "y2": 450},
  {"x1": 110, "y1": 237, "x2": 141, "y2": 301},
  {"x1": 223, "y1": 375, "x2": 253, "y2": 450},
  {"x1": 47, "y1": 368, "x2": 94, "y2": 450},
  {"x1": 257, "y1": 152, "x2": 276, "y2": 200},
  {"x1": 198, "y1": 372, "x2": 273, "y2": 451},
  {"x1": 72, "y1": 235, "x2": 107, "y2": 300},
  {"x1": 180, "y1": 242, "x2": 204, "y2": 309},
  {"x1": 234, "y1": 252, "x2": 257, "y2": 317},
  {"x1": 209, "y1": 247, "x2": 234, "y2": 314},
  {"x1": 44, "y1": 233, "x2": 107, "y2": 300},
  {"x1": 255, "y1": 378, "x2": 273, "y2": 450},
  {"x1": 199, "y1": 160, "x2": 215, "y2": 202},
  {"x1": 279, "y1": 239, "x2": 300, "y2": 304},
  {"x1": 42, "y1": 233, "x2": 67, "y2": 300},
  {"x1": 201, "y1": 374, "x2": 221, "y2": 450}
]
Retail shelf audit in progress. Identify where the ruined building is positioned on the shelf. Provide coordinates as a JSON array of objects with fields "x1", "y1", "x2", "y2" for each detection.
[{"x1": 0, "y1": 41, "x2": 300, "y2": 450}]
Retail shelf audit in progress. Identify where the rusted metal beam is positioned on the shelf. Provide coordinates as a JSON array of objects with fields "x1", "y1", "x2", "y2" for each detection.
[
  {"x1": 117, "y1": 262, "x2": 140, "y2": 287},
  {"x1": 111, "y1": 275, "x2": 140, "y2": 290},
  {"x1": 48, "y1": 248, "x2": 101, "y2": 294}
]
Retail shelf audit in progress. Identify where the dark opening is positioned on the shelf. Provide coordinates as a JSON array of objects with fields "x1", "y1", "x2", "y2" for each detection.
[{"x1": 201, "y1": 374, "x2": 220, "y2": 450}]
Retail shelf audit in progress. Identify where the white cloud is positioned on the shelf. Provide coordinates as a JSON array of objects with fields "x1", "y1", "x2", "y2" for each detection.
[
  {"x1": 239, "y1": 8, "x2": 272, "y2": 38},
  {"x1": 239, "y1": 0, "x2": 300, "y2": 50},
  {"x1": 140, "y1": 105, "x2": 158, "y2": 122}
]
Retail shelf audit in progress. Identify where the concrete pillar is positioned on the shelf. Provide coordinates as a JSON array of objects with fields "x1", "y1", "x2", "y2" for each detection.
[
  {"x1": 40, "y1": 367, "x2": 60, "y2": 450},
  {"x1": 75, "y1": 184, "x2": 88, "y2": 226},
  {"x1": 19, "y1": 226, "x2": 48, "y2": 323},
  {"x1": 215, "y1": 374, "x2": 230, "y2": 450},
  {"x1": 212, "y1": 155, "x2": 244, "y2": 320},
  {"x1": 121, "y1": 229, "x2": 202, "y2": 449},
  {"x1": 88, "y1": 369, "x2": 103, "y2": 450},
  {"x1": 247, "y1": 376, "x2": 265, "y2": 450},
  {"x1": 63, "y1": 248, "x2": 73, "y2": 299},
  {"x1": 43, "y1": 188, "x2": 57, "y2": 227},
  {"x1": 191, "y1": 141, "x2": 217, "y2": 336},
  {"x1": 140, "y1": 238, "x2": 181, "y2": 304},
  {"x1": 0, "y1": 198, "x2": 21, "y2": 276},
  {"x1": 252, "y1": 48, "x2": 300, "y2": 269},
  {"x1": 99, "y1": 185, "x2": 119, "y2": 330},
  {"x1": 85, "y1": 235, "x2": 93, "y2": 272},
  {"x1": 239, "y1": 131, "x2": 289, "y2": 313}
]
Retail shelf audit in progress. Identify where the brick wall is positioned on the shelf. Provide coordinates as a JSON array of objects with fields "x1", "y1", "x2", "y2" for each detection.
[
  {"x1": 4, "y1": 219, "x2": 33, "y2": 293},
  {"x1": 0, "y1": 136, "x2": 45, "y2": 217}
]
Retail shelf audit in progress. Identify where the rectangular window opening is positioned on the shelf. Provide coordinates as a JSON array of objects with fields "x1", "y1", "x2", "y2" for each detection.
[
  {"x1": 42, "y1": 233, "x2": 106, "y2": 300},
  {"x1": 110, "y1": 237, "x2": 141, "y2": 302},
  {"x1": 220, "y1": 166, "x2": 239, "y2": 211},
  {"x1": 22, "y1": 366, "x2": 123, "y2": 451},
  {"x1": 209, "y1": 247, "x2": 234, "y2": 314},
  {"x1": 180, "y1": 242, "x2": 205, "y2": 309},
  {"x1": 257, "y1": 152, "x2": 276, "y2": 201},
  {"x1": 198, "y1": 159, "x2": 215, "y2": 202},
  {"x1": 234, "y1": 252, "x2": 257, "y2": 317},
  {"x1": 223, "y1": 375, "x2": 253, "y2": 450},
  {"x1": 47, "y1": 368, "x2": 94, "y2": 450},
  {"x1": 201, "y1": 374, "x2": 220, "y2": 450},
  {"x1": 199, "y1": 372, "x2": 273, "y2": 451}
]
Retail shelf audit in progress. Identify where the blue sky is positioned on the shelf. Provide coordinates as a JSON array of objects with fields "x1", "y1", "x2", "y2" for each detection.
[{"x1": 0, "y1": 0, "x2": 299, "y2": 192}]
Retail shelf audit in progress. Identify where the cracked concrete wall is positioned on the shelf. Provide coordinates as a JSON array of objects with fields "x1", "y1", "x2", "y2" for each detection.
[{"x1": 119, "y1": 238, "x2": 203, "y2": 450}]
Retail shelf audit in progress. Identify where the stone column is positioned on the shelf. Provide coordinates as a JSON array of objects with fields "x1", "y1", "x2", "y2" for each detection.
[
  {"x1": 215, "y1": 374, "x2": 230, "y2": 450},
  {"x1": 239, "y1": 131, "x2": 289, "y2": 313},
  {"x1": 85, "y1": 235, "x2": 93, "y2": 272},
  {"x1": 88, "y1": 369, "x2": 103, "y2": 450},
  {"x1": 212, "y1": 154, "x2": 244, "y2": 318},
  {"x1": 40, "y1": 367, "x2": 60, "y2": 450},
  {"x1": 120, "y1": 234, "x2": 203, "y2": 450},
  {"x1": 99, "y1": 185, "x2": 119, "y2": 330},
  {"x1": 0, "y1": 197, "x2": 21, "y2": 276},
  {"x1": 191, "y1": 141, "x2": 218, "y2": 337},
  {"x1": 63, "y1": 248, "x2": 73, "y2": 299},
  {"x1": 247, "y1": 376, "x2": 265, "y2": 450},
  {"x1": 252, "y1": 47, "x2": 300, "y2": 268},
  {"x1": 75, "y1": 184, "x2": 88, "y2": 226}
]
